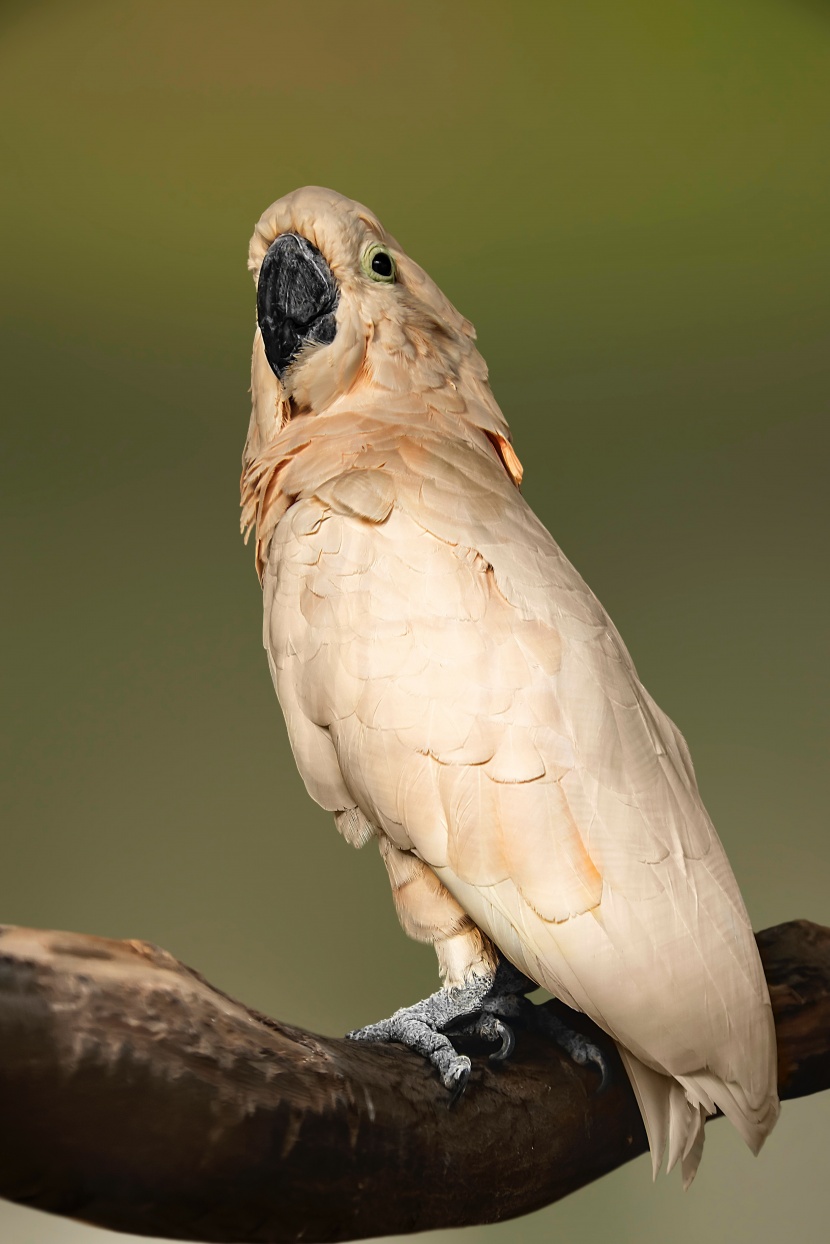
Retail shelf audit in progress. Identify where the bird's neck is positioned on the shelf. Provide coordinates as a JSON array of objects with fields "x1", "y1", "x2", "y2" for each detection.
[{"x1": 240, "y1": 390, "x2": 522, "y2": 582}]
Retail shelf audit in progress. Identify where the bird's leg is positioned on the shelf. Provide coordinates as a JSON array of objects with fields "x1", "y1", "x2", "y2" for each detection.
[
  {"x1": 347, "y1": 971, "x2": 497, "y2": 1101},
  {"x1": 348, "y1": 955, "x2": 610, "y2": 1099},
  {"x1": 361, "y1": 843, "x2": 610, "y2": 1096},
  {"x1": 351, "y1": 846, "x2": 504, "y2": 1097}
]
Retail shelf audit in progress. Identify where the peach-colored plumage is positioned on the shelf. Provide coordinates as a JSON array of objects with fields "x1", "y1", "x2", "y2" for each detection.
[{"x1": 241, "y1": 187, "x2": 779, "y2": 1185}]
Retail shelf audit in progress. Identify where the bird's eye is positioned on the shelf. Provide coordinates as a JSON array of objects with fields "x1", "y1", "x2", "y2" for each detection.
[{"x1": 361, "y1": 243, "x2": 396, "y2": 284}]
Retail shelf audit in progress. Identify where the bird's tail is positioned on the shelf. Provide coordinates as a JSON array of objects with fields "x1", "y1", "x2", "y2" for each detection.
[{"x1": 618, "y1": 1047, "x2": 780, "y2": 1189}]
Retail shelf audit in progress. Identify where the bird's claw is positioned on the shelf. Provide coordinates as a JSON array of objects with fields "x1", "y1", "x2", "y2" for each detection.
[
  {"x1": 445, "y1": 1055, "x2": 472, "y2": 1106},
  {"x1": 566, "y1": 1037, "x2": 610, "y2": 1091},
  {"x1": 347, "y1": 980, "x2": 491, "y2": 1100},
  {"x1": 346, "y1": 960, "x2": 612, "y2": 1100},
  {"x1": 593, "y1": 1053, "x2": 611, "y2": 1093},
  {"x1": 489, "y1": 1017, "x2": 515, "y2": 1061},
  {"x1": 459, "y1": 1011, "x2": 516, "y2": 1061},
  {"x1": 533, "y1": 1009, "x2": 611, "y2": 1093}
]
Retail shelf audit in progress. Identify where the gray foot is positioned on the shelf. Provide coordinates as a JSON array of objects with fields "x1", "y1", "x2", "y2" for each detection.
[
  {"x1": 347, "y1": 973, "x2": 496, "y2": 1101},
  {"x1": 533, "y1": 1008, "x2": 610, "y2": 1091},
  {"x1": 469, "y1": 957, "x2": 610, "y2": 1089},
  {"x1": 348, "y1": 956, "x2": 611, "y2": 1099}
]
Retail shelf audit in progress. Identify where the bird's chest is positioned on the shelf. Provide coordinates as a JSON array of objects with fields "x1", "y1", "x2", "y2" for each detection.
[
  {"x1": 263, "y1": 501, "x2": 362, "y2": 689},
  {"x1": 263, "y1": 498, "x2": 492, "y2": 731}
]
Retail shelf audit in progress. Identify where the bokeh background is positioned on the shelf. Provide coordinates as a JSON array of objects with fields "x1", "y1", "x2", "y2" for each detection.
[{"x1": 1, "y1": 1, "x2": 828, "y2": 1242}]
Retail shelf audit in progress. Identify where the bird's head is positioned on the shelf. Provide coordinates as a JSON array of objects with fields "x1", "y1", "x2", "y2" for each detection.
[
  {"x1": 241, "y1": 188, "x2": 522, "y2": 576},
  {"x1": 245, "y1": 186, "x2": 483, "y2": 454}
]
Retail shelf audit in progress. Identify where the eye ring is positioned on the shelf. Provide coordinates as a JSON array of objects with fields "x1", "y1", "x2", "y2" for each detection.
[{"x1": 361, "y1": 243, "x2": 396, "y2": 284}]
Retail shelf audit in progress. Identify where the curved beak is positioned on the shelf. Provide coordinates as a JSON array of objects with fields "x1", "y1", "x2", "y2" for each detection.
[{"x1": 256, "y1": 233, "x2": 339, "y2": 379}]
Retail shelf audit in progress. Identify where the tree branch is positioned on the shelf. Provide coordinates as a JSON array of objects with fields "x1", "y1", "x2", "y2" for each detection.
[{"x1": 0, "y1": 920, "x2": 827, "y2": 1242}]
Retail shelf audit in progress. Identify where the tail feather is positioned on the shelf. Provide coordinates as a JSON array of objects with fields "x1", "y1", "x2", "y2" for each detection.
[
  {"x1": 681, "y1": 1113, "x2": 706, "y2": 1190},
  {"x1": 667, "y1": 1079, "x2": 699, "y2": 1176},
  {"x1": 678, "y1": 1070, "x2": 780, "y2": 1156},
  {"x1": 617, "y1": 1046, "x2": 779, "y2": 1188},
  {"x1": 617, "y1": 1048, "x2": 669, "y2": 1179}
]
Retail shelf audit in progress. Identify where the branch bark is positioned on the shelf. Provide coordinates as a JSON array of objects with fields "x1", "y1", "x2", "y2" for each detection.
[{"x1": 0, "y1": 920, "x2": 828, "y2": 1243}]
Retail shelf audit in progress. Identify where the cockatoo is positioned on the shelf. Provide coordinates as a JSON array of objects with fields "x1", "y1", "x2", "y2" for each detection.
[{"x1": 240, "y1": 186, "x2": 779, "y2": 1186}]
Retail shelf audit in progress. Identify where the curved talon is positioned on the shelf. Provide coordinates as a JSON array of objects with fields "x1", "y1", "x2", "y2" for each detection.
[
  {"x1": 446, "y1": 1057, "x2": 471, "y2": 1107},
  {"x1": 488, "y1": 1018, "x2": 515, "y2": 1062},
  {"x1": 565, "y1": 1036, "x2": 611, "y2": 1093},
  {"x1": 588, "y1": 1047, "x2": 611, "y2": 1093}
]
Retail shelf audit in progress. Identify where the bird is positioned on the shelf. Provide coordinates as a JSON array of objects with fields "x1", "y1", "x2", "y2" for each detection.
[{"x1": 240, "y1": 186, "x2": 779, "y2": 1187}]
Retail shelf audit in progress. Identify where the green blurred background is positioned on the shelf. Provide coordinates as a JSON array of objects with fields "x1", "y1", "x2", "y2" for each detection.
[{"x1": 0, "y1": 1, "x2": 827, "y2": 1241}]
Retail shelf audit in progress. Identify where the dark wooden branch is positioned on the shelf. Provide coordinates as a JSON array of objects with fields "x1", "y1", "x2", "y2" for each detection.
[{"x1": 0, "y1": 921, "x2": 828, "y2": 1243}]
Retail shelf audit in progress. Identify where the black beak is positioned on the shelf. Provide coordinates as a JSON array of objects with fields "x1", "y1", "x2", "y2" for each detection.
[{"x1": 256, "y1": 233, "x2": 339, "y2": 379}]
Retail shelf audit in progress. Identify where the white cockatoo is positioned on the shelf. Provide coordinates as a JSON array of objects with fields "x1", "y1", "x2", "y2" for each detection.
[{"x1": 240, "y1": 187, "x2": 779, "y2": 1186}]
